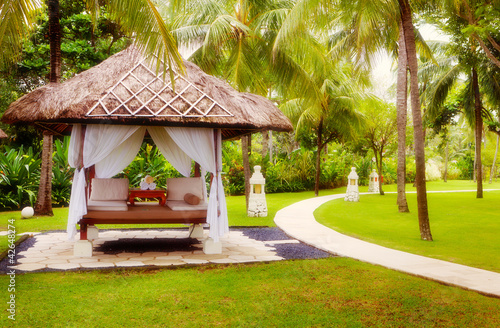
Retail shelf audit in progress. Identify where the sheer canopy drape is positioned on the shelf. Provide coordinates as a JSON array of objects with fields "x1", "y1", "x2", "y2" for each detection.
[
  {"x1": 147, "y1": 126, "x2": 191, "y2": 177},
  {"x1": 165, "y1": 127, "x2": 228, "y2": 241},
  {"x1": 67, "y1": 124, "x2": 229, "y2": 242},
  {"x1": 67, "y1": 125, "x2": 143, "y2": 239}
]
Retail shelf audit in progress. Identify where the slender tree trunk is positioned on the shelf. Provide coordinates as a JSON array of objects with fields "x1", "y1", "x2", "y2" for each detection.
[
  {"x1": 444, "y1": 140, "x2": 449, "y2": 182},
  {"x1": 242, "y1": 135, "x2": 251, "y2": 210},
  {"x1": 35, "y1": 0, "x2": 61, "y2": 216},
  {"x1": 400, "y1": 0, "x2": 432, "y2": 241},
  {"x1": 48, "y1": 0, "x2": 61, "y2": 83},
  {"x1": 269, "y1": 130, "x2": 274, "y2": 164},
  {"x1": 490, "y1": 134, "x2": 499, "y2": 184},
  {"x1": 261, "y1": 130, "x2": 269, "y2": 160},
  {"x1": 396, "y1": 21, "x2": 409, "y2": 212},
  {"x1": 473, "y1": 150, "x2": 477, "y2": 182},
  {"x1": 314, "y1": 119, "x2": 323, "y2": 197},
  {"x1": 377, "y1": 150, "x2": 384, "y2": 195},
  {"x1": 35, "y1": 131, "x2": 54, "y2": 215},
  {"x1": 472, "y1": 67, "x2": 483, "y2": 198}
]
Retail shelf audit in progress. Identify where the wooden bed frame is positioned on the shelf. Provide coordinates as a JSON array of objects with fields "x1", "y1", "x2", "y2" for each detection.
[{"x1": 79, "y1": 204, "x2": 207, "y2": 240}]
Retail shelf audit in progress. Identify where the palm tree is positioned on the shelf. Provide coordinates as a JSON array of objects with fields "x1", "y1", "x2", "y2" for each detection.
[
  {"x1": 170, "y1": 0, "x2": 295, "y2": 208},
  {"x1": 399, "y1": 0, "x2": 432, "y2": 241},
  {"x1": 0, "y1": 0, "x2": 42, "y2": 70},
  {"x1": 1, "y1": 0, "x2": 184, "y2": 214},
  {"x1": 34, "y1": 0, "x2": 61, "y2": 215},
  {"x1": 280, "y1": 48, "x2": 365, "y2": 196},
  {"x1": 422, "y1": 1, "x2": 500, "y2": 199},
  {"x1": 396, "y1": 22, "x2": 410, "y2": 212},
  {"x1": 272, "y1": 0, "x2": 434, "y2": 238}
]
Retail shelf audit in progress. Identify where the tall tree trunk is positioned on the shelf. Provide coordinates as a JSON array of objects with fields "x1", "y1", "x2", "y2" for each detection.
[
  {"x1": 377, "y1": 150, "x2": 384, "y2": 195},
  {"x1": 48, "y1": 0, "x2": 61, "y2": 83},
  {"x1": 268, "y1": 130, "x2": 274, "y2": 164},
  {"x1": 400, "y1": 0, "x2": 432, "y2": 241},
  {"x1": 490, "y1": 134, "x2": 499, "y2": 184},
  {"x1": 314, "y1": 119, "x2": 323, "y2": 197},
  {"x1": 35, "y1": 0, "x2": 61, "y2": 216},
  {"x1": 35, "y1": 131, "x2": 54, "y2": 215},
  {"x1": 472, "y1": 67, "x2": 483, "y2": 198},
  {"x1": 261, "y1": 130, "x2": 269, "y2": 160},
  {"x1": 443, "y1": 140, "x2": 449, "y2": 182},
  {"x1": 396, "y1": 21, "x2": 409, "y2": 212},
  {"x1": 242, "y1": 135, "x2": 251, "y2": 210}
]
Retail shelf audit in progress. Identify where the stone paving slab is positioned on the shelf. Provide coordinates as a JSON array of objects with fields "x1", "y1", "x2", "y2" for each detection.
[
  {"x1": 275, "y1": 192, "x2": 500, "y2": 298},
  {"x1": 2, "y1": 228, "x2": 331, "y2": 273}
]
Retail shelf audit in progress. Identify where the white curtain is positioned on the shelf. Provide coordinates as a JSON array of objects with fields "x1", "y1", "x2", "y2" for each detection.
[
  {"x1": 68, "y1": 124, "x2": 82, "y2": 168},
  {"x1": 67, "y1": 125, "x2": 85, "y2": 237},
  {"x1": 67, "y1": 124, "x2": 229, "y2": 242},
  {"x1": 166, "y1": 127, "x2": 228, "y2": 241},
  {"x1": 67, "y1": 124, "x2": 142, "y2": 239},
  {"x1": 147, "y1": 126, "x2": 191, "y2": 177},
  {"x1": 95, "y1": 127, "x2": 146, "y2": 178}
]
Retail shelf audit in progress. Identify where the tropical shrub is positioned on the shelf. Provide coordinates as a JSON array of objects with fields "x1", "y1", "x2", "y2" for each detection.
[
  {"x1": 0, "y1": 146, "x2": 41, "y2": 209},
  {"x1": 119, "y1": 143, "x2": 183, "y2": 189},
  {"x1": 52, "y1": 137, "x2": 74, "y2": 206},
  {"x1": 456, "y1": 151, "x2": 474, "y2": 180}
]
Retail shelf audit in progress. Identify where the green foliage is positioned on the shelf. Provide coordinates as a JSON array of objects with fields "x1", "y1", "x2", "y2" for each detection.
[
  {"x1": 119, "y1": 143, "x2": 183, "y2": 188},
  {"x1": 263, "y1": 149, "x2": 315, "y2": 193},
  {"x1": 0, "y1": 146, "x2": 41, "y2": 209},
  {"x1": 456, "y1": 150, "x2": 474, "y2": 180},
  {"x1": 221, "y1": 141, "x2": 246, "y2": 195},
  {"x1": 51, "y1": 137, "x2": 74, "y2": 206}
]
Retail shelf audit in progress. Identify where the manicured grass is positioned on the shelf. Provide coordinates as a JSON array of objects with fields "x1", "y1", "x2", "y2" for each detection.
[
  {"x1": 0, "y1": 189, "x2": 345, "y2": 253},
  {"x1": 315, "y1": 184, "x2": 500, "y2": 273},
  {"x1": 382, "y1": 179, "x2": 500, "y2": 192},
  {"x1": 1, "y1": 258, "x2": 499, "y2": 327}
]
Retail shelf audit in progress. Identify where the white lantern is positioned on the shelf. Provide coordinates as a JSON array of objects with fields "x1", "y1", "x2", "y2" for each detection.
[
  {"x1": 344, "y1": 167, "x2": 360, "y2": 202},
  {"x1": 248, "y1": 166, "x2": 268, "y2": 217},
  {"x1": 21, "y1": 207, "x2": 35, "y2": 218},
  {"x1": 368, "y1": 169, "x2": 380, "y2": 193}
]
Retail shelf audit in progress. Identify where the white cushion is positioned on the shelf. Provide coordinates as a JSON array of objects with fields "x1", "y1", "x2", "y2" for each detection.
[
  {"x1": 87, "y1": 200, "x2": 128, "y2": 211},
  {"x1": 167, "y1": 200, "x2": 208, "y2": 211},
  {"x1": 90, "y1": 178, "x2": 129, "y2": 201},
  {"x1": 166, "y1": 177, "x2": 203, "y2": 201}
]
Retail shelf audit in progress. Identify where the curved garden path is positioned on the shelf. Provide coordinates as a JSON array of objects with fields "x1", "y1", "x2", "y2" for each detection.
[{"x1": 274, "y1": 191, "x2": 500, "y2": 297}]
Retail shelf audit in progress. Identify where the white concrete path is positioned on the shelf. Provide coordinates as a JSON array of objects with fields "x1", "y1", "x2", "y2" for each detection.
[{"x1": 275, "y1": 192, "x2": 500, "y2": 297}]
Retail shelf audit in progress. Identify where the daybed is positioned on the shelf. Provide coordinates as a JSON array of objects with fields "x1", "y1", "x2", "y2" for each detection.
[{"x1": 79, "y1": 177, "x2": 208, "y2": 241}]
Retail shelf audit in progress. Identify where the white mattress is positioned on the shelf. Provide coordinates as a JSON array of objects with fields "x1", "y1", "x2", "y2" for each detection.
[
  {"x1": 87, "y1": 200, "x2": 129, "y2": 211},
  {"x1": 166, "y1": 200, "x2": 208, "y2": 211}
]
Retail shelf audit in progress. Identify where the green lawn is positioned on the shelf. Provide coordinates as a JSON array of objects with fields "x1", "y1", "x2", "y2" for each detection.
[
  {"x1": 315, "y1": 181, "x2": 500, "y2": 273},
  {"x1": 1, "y1": 258, "x2": 499, "y2": 327},
  {"x1": 2, "y1": 181, "x2": 500, "y2": 327},
  {"x1": 0, "y1": 189, "x2": 345, "y2": 253}
]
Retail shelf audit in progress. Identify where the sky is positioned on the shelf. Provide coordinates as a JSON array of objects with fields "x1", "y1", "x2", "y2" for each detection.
[{"x1": 370, "y1": 24, "x2": 450, "y2": 102}]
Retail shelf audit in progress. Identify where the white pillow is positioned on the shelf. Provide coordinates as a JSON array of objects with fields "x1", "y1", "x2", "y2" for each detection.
[
  {"x1": 166, "y1": 177, "x2": 203, "y2": 201},
  {"x1": 90, "y1": 178, "x2": 129, "y2": 201}
]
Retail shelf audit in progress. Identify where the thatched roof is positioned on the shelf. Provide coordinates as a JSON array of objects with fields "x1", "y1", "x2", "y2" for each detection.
[
  {"x1": 1, "y1": 46, "x2": 292, "y2": 139},
  {"x1": 0, "y1": 128, "x2": 7, "y2": 139}
]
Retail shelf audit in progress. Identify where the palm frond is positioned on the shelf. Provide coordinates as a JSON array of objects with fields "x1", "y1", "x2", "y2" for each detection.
[
  {"x1": 0, "y1": 0, "x2": 42, "y2": 69},
  {"x1": 423, "y1": 63, "x2": 462, "y2": 120},
  {"x1": 107, "y1": 0, "x2": 184, "y2": 78},
  {"x1": 272, "y1": 0, "x2": 322, "y2": 56}
]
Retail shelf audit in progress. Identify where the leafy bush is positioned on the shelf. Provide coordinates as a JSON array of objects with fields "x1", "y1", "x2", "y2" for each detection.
[
  {"x1": 456, "y1": 152, "x2": 474, "y2": 180},
  {"x1": 52, "y1": 137, "x2": 74, "y2": 206},
  {"x1": 0, "y1": 146, "x2": 41, "y2": 209},
  {"x1": 119, "y1": 143, "x2": 182, "y2": 188}
]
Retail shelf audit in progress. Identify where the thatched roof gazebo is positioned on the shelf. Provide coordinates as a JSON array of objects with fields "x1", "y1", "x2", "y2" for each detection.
[
  {"x1": 0, "y1": 128, "x2": 7, "y2": 139},
  {"x1": 2, "y1": 46, "x2": 292, "y2": 139},
  {"x1": 1, "y1": 46, "x2": 292, "y2": 256}
]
